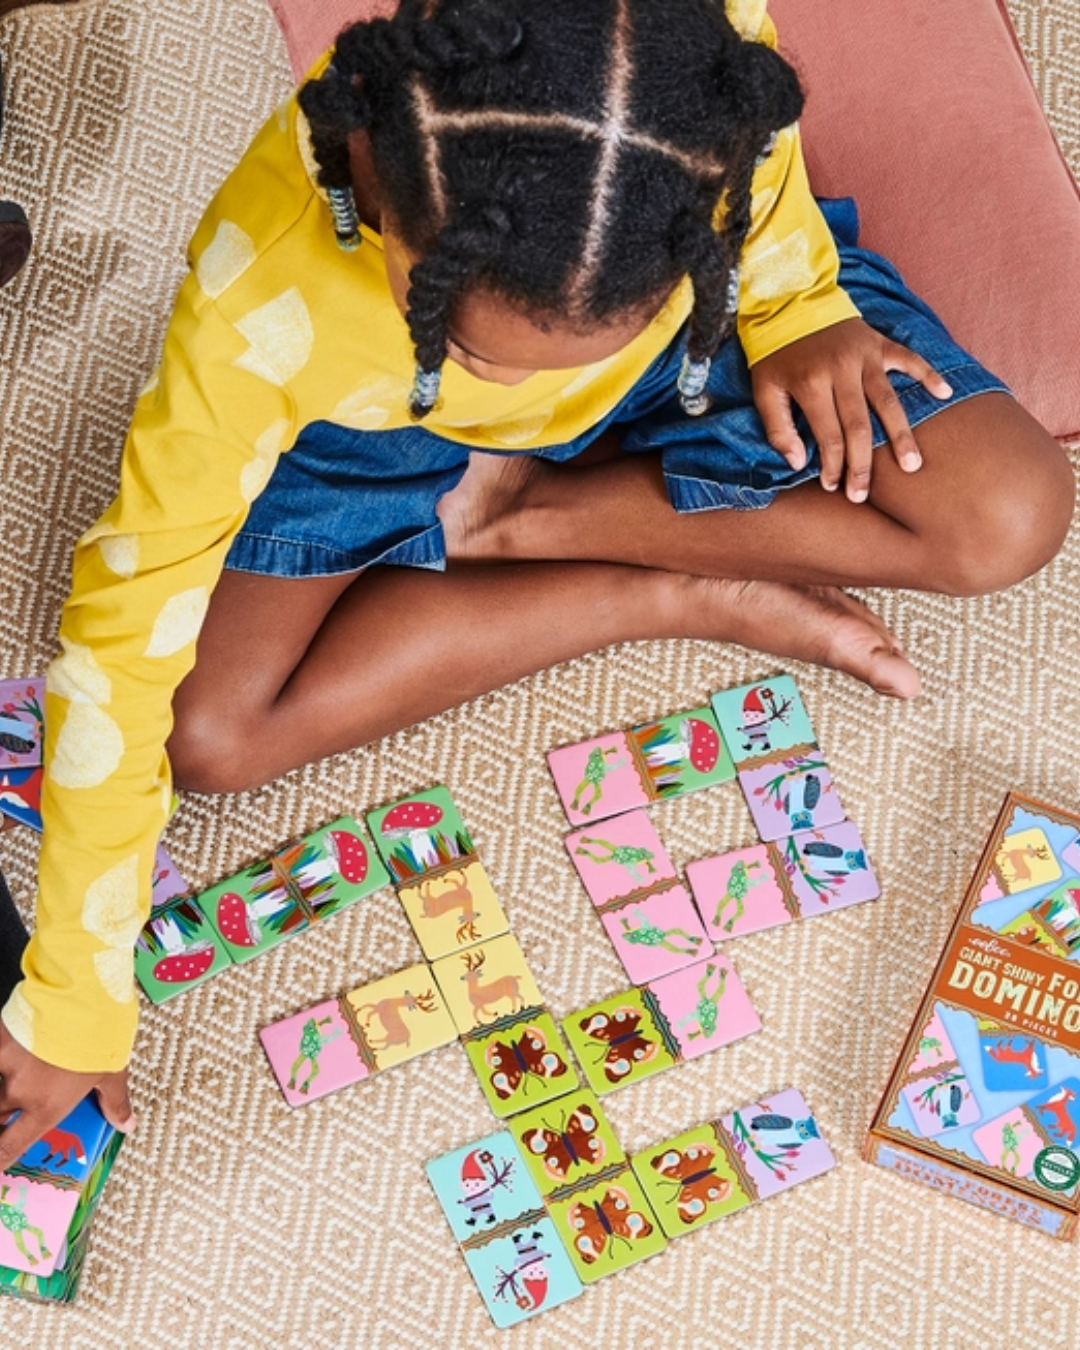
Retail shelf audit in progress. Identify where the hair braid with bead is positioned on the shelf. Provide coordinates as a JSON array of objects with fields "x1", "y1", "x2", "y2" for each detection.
[{"x1": 299, "y1": 0, "x2": 805, "y2": 418}]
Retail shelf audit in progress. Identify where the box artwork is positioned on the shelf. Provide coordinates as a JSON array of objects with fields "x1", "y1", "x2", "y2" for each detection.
[{"x1": 867, "y1": 792, "x2": 1080, "y2": 1238}]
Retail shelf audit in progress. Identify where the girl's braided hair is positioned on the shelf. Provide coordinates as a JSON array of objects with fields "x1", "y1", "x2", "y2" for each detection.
[{"x1": 299, "y1": 0, "x2": 804, "y2": 417}]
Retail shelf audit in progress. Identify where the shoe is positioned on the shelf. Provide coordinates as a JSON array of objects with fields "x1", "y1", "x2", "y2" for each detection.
[{"x1": 0, "y1": 200, "x2": 31, "y2": 288}]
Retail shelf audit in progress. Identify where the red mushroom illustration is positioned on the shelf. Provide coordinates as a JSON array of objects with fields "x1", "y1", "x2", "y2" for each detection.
[
  {"x1": 380, "y1": 800, "x2": 445, "y2": 867},
  {"x1": 215, "y1": 887, "x2": 292, "y2": 948},
  {"x1": 681, "y1": 718, "x2": 720, "y2": 774},
  {"x1": 327, "y1": 830, "x2": 369, "y2": 885},
  {"x1": 145, "y1": 912, "x2": 217, "y2": 985}
]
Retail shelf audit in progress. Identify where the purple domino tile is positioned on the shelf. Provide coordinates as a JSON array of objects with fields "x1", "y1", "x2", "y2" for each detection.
[
  {"x1": 718, "y1": 1087, "x2": 836, "y2": 1202},
  {"x1": 779, "y1": 821, "x2": 879, "y2": 919},
  {"x1": 737, "y1": 748, "x2": 844, "y2": 842}
]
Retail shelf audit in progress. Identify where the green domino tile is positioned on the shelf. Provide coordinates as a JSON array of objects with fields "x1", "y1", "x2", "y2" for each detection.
[
  {"x1": 545, "y1": 1168, "x2": 668, "y2": 1282},
  {"x1": 290, "y1": 815, "x2": 390, "y2": 923},
  {"x1": 627, "y1": 706, "x2": 735, "y2": 800},
  {"x1": 630, "y1": 1122, "x2": 754, "y2": 1240},
  {"x1": 508, "y1": 1090, "x2": 623, "y2": 1199},
  {"x1": 366, "y1": 786, "x2": 475, "y2": 884},
  {"x1": 135, "y1": 895, "x2": 233, "y2": 1003},
  {"x1": 560, "y1": 990, "x2": 678, "y2": 1097},
  {"x1": 462, "y1": 1010, "x2": 580, "y2": 1119},
  {"x1": 196, "y1": 857, "x2": 311, "y2": 965}
]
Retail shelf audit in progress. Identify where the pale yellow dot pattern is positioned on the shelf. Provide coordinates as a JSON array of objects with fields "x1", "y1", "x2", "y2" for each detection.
[
  {"x1": 1, "y1": 986, "x2": 35, "y2": 1052},
  {"x1": 232, "y1": 288, "x2": 315, "y2": 386},
  {"x1": 561, "y1": 356, "x2": 617, "y2": 400},
  {"x1": 742, "y1": 227, "x2": 816, "y2": 302},
  {"x1": 81, "y1": 519, "x2": 139, "y2": 578},
  {"x1": 241, "y1": 418, "x2": 291, "y2": 502},
  {"x1": 195, "y1": 220, "x2": 258, "y2": 300},
  {"x1": 48, "y1": 638, "x2": 112, "y2": 706},
  {"x1": 486, "y1": 411, "x2": 555, "y2": 447},
  {"x1": 93, "y1": 949, "x2": 136, "y2": 1005},
  {"x1": 50, "y1": 702, "x2": 125, "y2": 789},
  {"x1": 331, "y1": 376, "x2": 412, "y2": 431},
  {"x1": 83, "y1": 854, "x2": 143, "y2": 949},
  {"x1": 144, "y1": 587, "x2": 210, "y2": 658}
]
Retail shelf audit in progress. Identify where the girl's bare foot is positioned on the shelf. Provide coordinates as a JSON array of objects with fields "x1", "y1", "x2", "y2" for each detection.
[{"x1": 670, "y1": 575, "x2": 920, "y2": 698}]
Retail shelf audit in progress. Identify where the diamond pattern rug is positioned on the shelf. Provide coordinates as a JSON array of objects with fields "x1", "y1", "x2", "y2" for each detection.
[{"x1": 0, "y1": 2, "x2": 1078, "y2": 1346}]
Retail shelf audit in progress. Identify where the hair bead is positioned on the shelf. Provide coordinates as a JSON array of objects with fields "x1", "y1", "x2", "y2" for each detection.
[
  {"x1": 327, "y1": 186, "x2": 362, "y2": 251},
  {"x1": 408, "y1": 366, "x2": 443, "y2": 418},
  {"x1": 677, "y1": 353, "x2": 712, "y2": 417},
  {"x1": 725, "y1": 265, "x2": 740, "y2": 316}
]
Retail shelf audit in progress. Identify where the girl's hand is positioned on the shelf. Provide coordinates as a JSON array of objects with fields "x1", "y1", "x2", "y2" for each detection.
[
  {"x1": 0, "y1": 1019, "x2": 135, "y2": 1172},
  {"x1": 750, "y1": 317, "x2": 953, "y2": 503}
]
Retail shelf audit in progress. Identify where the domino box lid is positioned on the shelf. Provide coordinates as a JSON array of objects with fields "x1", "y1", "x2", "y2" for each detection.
[{"x1": 866, "y1": 792, "x2": 1080, "y2": 1238}]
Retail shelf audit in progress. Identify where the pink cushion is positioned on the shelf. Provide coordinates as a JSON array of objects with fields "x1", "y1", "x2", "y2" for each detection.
[{"x1": 269, "y1": 0, "x2": 1080, "y2": 439}]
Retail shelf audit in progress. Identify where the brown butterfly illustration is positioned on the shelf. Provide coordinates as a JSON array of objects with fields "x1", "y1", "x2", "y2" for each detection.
[
  {"x1": 650, "y1": 1144, "x2": 730, "y2": 1224},
  {"x1": 485, "y1": 1025, "x2": 569, "y2": 1100},
  {"x1": 568, "y1": 1185, "x2": 654, "y2": 1263},
  {"x1": 520, "y1": 1103, "x2": 605, "y2": 1182},
  {"x1": 578, "y1": 1007, "x2": 660, "y2": 1084}
]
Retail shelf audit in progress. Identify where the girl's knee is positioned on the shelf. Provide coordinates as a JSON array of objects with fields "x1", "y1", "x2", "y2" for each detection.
[
  {"x1": 168, "y1": 703, "x2": 262, "y2": 796},
  {"x1": 941, "y1": 426, "x2": 1074, "y2": 597}
]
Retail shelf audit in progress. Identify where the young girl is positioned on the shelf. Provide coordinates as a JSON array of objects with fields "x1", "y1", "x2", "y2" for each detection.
[{"x1": 0, "y1": 0, "x2": 1070, "y2": 1161}]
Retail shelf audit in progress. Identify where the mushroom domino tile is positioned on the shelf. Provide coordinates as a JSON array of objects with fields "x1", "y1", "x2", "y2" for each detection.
[
  {"x1": 136, "y1": 815, "x2": 387, "y2": 999},
  {"x1": 195, "y1": 815, "x2": 387, "y2": 965},
  {"x1": 546, "y1": 706, "x2": 734, "y2": 827},
  {"x1": 630, "y1": 1088, "x2": 835, "y2": 1239},
  {"x1": 367, "y1": 786, "x2": 475, "y2": 883}
]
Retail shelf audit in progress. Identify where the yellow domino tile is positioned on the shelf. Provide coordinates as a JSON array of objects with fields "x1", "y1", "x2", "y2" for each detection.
[
  {"x1": 431, "y1": 933, "x2": 543, "y2": 1036},
  {"x1": 396, "y1": 858, "x2": 509, "y2": 961},
  {"x1": 342, "y1": 962, "x2": 458, "y2": 1072}
]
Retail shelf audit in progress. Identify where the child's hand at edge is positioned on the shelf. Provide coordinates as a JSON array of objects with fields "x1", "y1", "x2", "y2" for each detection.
[
  {"x1": 0, "y1": 1019, "x2": 136, "y2": 1172},
  {"x1": 751, "y1": 317, "x2": 954, "y2": 503}
]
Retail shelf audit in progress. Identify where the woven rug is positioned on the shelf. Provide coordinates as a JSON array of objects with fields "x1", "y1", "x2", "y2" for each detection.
[{"x1": 1, "y1": 2, "x2": 1078, "y2": 1346}]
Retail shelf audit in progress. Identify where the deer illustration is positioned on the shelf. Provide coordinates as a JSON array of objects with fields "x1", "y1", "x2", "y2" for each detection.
[
  {"x1": 1036, "y1": 1086, "x2": 1079, "y2": 1145},
  {"x1": 985, "y1": 1037, "x2": 1043, "y2": 1080},
  {"x1": 354, "y1": 989, "x2": 439, "y2": 1051},
  {"x1": 418, "y1": 870, "x2": 481, "y2": 945},
  {"x1": 997, "y1": 843, "x2": 1052, "y2": 887},
  {"x1": 460, "y1": 950, "x2": 526, "y2": 1025}
]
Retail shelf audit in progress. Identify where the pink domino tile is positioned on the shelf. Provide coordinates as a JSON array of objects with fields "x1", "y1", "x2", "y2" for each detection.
[
  {"x1": 259, "y1": 998, "x2": 371, "y2": 1107},
  {"x1": 601, "y1": 885, "x2": 712, "y2": 985},
  {"x1": 647, "y1": 951, "x2": 761, "y2": 1060},
  {"x1": 737, "y1": 750, "x2": 845, "y2": 842},
  {"x1": 0, "y1": 1176, "x2": 78, "y2": 1278},
  {"x1": 687, "y1": 844, "x2": 792, "y2": 941},
  {"x1": 566, "y1": 810, "x2": 676, "y2": 907},
  {"x1": 547, "y1": 733, "x2": 648, "y2": 827}
]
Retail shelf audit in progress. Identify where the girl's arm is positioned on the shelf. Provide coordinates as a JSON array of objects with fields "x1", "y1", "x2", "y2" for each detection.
[{"x1": 1, "y1": 270, "x2": 294, "y2": 1080}]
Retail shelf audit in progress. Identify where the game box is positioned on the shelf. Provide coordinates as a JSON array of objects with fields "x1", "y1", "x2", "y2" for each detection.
[{"x1": 866, "y1": 792, "x2": 1080, "y2": 1237}]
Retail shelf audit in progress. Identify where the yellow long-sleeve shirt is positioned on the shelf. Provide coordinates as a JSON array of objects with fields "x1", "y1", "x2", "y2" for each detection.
[{"x1": 2, "y1": 1, "x2": 858, "y2": 1072}]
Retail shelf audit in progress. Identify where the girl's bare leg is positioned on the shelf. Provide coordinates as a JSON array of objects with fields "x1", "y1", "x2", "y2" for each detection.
[
  {"x1": 443, "y1": 394, "x2": 1074, "y2": 595},
  {"x1": 170, "y1": 562, "x2": 914, "y2": 794}
]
